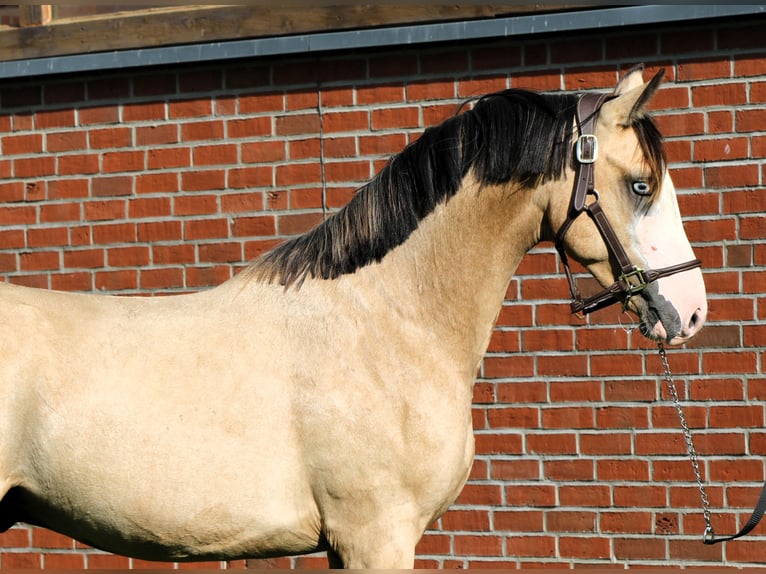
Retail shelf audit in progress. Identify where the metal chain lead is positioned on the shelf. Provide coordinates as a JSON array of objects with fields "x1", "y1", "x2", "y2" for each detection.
[{"x1": 657, "y1": 341, "x2": 716, "y2": 543}]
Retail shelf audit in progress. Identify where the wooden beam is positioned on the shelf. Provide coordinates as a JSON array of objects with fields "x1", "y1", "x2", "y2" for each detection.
[
  {"x1": 18, "y1": 4, "x2": 52, "y2": 27},
  {"x1": 0, "y1": 4, "x2": 578, "y2": 63}
]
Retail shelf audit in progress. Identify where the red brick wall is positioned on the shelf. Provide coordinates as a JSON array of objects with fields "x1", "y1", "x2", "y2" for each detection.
[{"x1": 0, "y1": 13, "x2": 765, "y2": 569}]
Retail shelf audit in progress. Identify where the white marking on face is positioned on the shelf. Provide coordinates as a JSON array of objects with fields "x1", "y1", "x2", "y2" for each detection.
[{"x1": 634, "y1": 173, "x2": 707, "y2": 343}]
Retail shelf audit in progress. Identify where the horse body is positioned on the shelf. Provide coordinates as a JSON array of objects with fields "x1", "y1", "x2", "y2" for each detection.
[{"x1": 0, "y1": 67, "x2": 706, "y2": 567}]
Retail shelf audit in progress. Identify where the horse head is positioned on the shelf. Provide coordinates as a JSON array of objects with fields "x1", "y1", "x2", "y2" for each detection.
[{"x1": 548, "y1": 66, "x2": 707, "y2": 345}]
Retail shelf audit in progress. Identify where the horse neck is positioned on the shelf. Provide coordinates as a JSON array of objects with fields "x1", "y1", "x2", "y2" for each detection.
[{"x1": 347, "y1": 176, "x2": 545, "y2": 375}]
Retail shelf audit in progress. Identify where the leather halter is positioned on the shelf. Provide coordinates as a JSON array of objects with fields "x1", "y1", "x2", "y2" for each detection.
[{"x1": 554, "y1": 93, "x2": 702, "y2": 316}]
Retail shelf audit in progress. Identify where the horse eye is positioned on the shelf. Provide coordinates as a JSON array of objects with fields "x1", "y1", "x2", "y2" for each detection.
[{"x1": 632, "y1": 181, "x2": 652, "y2": 196}]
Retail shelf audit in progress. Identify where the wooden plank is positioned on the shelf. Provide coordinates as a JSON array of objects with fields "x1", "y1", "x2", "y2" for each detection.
[
  {"x1": 18, "y1": 5, "x2": 52, "y2": 27},
  {"x1": 0, "y1": 4, "x2": 578, "y2": 63}
]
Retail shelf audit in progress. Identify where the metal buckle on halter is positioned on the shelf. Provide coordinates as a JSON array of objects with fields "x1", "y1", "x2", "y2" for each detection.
[
  {"x1": 619, "y1": 267, "x2": 649, "y2": 297},
  {"x1": 575, "y1": 134, "x2": 598, "y2": 164}
]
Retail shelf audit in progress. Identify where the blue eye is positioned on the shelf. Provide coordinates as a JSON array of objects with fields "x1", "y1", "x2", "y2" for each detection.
[{"x1": 632, "y1": 181, "x2": 652, "y2": 196}]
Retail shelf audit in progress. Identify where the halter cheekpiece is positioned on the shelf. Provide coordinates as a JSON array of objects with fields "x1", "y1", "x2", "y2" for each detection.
[{"x1": 554, "y1": 92, "x2": 702, "y2": 316}]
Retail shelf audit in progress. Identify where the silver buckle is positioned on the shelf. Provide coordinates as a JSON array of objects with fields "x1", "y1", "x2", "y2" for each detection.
[{"x1": 576, "y1": 134, "x2": 598, "y2": 164}]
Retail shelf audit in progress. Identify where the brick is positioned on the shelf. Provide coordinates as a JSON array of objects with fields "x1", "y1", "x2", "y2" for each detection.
[
  {"x1": 84, "y1": 200, "x2": 126, "y2": 222},
  {"x1": 27, "y1": 227, "x2": 69, "y2": 247},
  {"x1": 473, "y1": 433, "x2": 523, "y2": 456},
  {"x1": 454, "y1": 483, "x2": 503, "y2": 506},
  {"x1": 323, "y1": 111, "x2": 369, "y2": 133},
  {"x1": 371, "y1": 107, "x2": 420, "y2": 130},
  {"x1": 414, "y1": 533, "x2": 451, "y2": 555},
  {"x1": 42, "y1": 554, "x2": 85, "y2": 569},
  {"x1": 496, "y1": 381, "x2": 545, "y2": 403},
  {"x1": 0, "y1": 526, "x2": 30, "y2": 547},
  {"x1": 231, "y1": 215, "x2": 276, "y2": 237},
  {"x1": 525, "y1": 433, "x2": 577, "y2": 455},
  {"x1": 613, "y1": 485, "x2": 667, "y2": 508},
  {"x1": 136, "y1": 172, "x2": 179, "y2": 195},
  {"x1": 564, "y1": 66, "x2": 619, "y2": 90},
  {"x1": 276, "y1": 164, "x2": 322, "y2": 187},
  {"x1": 39, "y1": 203, "x2": 78, "y2": 223},
  {"x1": 180, "y1": 120, "x2": 224, "y2": 142},
  {"x1": 169, "y1": 98, "x2": 212, "y2": 118},
  {"x1": 181, "y1": 169, "x2": 226, "y2": 192},
  {"x1": 1, "y1": 552, "x2": 41, "y2": 568},
  {"x1": 2, "y1": 133, "x2": 42, "y2": 155},
  {"x1": 92, "y1": 175, "x2": 133, "y2": 197},
  {"x1": 406, "y1": 78, "x2": 454, "y2": 101},
  {"x1": 91, "y1": 222, "x2": 136, "y2": 244},
  {"x1": 198, "y1": 243, "x2": 242, "y2": 263},
  {"x1": 324, "y1": 160, "x2": 369, "y2": 183},
  {"x1": 290, "y1": 188, "x2": 322, "y2": 210},
  {"x1": 174, "y1": 194, "x2": 218, "y2": 216},
  {"x1": 36, "y1": 108, "x2": 75, "y2": 129},
  {"x1": 184, "y1": 218, "x2": 228, "y2": 240},
  {"x1": 79, "y1": 104, "x2": 120, "y2": 125},
  {"x1": 357, "y1": 83, "x2": 404, "y2": 105},
  {"x1": 0, "y1": 181, "x2": 24, "y2": 202},
  {"x1": 559, "y1": 536, "x2": 610, "y2": 559},
  {"x1": 453, "y1": 535, "x2": 502, "y2": 557},
  {"x1": 702, "y1": 351, "x2": 758, "y2": 374},
  {"x1": 242, "y1": 141, "x2": 285, "y2": 163},
  {"x1": 706, "y1": 162, "x2": 760, "y2": 187},
  {"x1": 186, "y1": 265, "x2": 232, "y2": 288},
  {"x1": 31, "y1": 529, "x2": 75, "y2": 549},
  {"x1": 227, "y1": 117, "x2": 272, "y2": 139},
  {"x1": 89, "y1": 127, "x2": 132, "y2": 149},
  {"x1": 135, "y1": 124, "x2": 178, "y2": 146},
  {"x1": 275, "y1": 114, "x2": 319, "y2": 136},
  {"x1": 505, "y1": 535, "x2": 556, "y2": 558},
  {"x1": 694, "y1": 137, "x2": 749, "y2": 162},
  {"x1": 558, "y1": 484, "x2": 611, "y2": 507},
  {"x1": 141, "y1": 267, "x2": 184, "y2": 290},
  {"x1": 537, "y1": 354, "x2": 588, "y2": 377},
  {"x1": 14, "y1": 156, "x2": 55, "y2": 177},
  {"x1": 521, "y1": 329, "x2": 573, "y2": 352},
  {"x1": 613, "y1": 537, "x2": 665, "y2": 559},
  {"x1": 494, "y1": 509, "x2": 544, "y2": 532},
  {"x1": 148, "y1": 147, "x2": 191, "y2": 169},
  {"x1": 58, "y1": 153, "x2": 99, "y2": 175},
  {"x1": 544, "y1": 459, "x2": 594, "y2": 481},
  {"x1": 315, "y1": 87, "x2": 349, "y2": 109},
  {"x1": 323, "y1": 137, "x2": 356, "y2": 159},
  {"x1": 580, "y1": 433, "x2": 632, "y2": 455},
  {"x1": 490, "y1": 459, "x2": 539, "y2": 480},
  {"x1": 545, "y1": 510, "x2": 597, "y2": 532},
  {"x1": 635, "y1": 432, "x2": 685, "y2": 456},
  {"x1": 64, "y1": 249, "x2": 104, "y2": 269},
  {"x1": 483, "y1": 355, "x2": 534, "y2": 378},
  {"x1": 47, "y1": 130, "x2": 87, "y2": 152},
  {"x1": 238, "y1": 91, "x2": 283, "y2": 114},
  {"x1": 597, "y1": 459, "x2": 649, "y2": 481},
  {"x1": 107, "y1": 246, "x2": 150, "y2": 267},
  {"x1": 129, "y1": 196, "x2": 172, "y2": 219},
  {"x1": 540, "y1": 406, "x2": 593, "y2": 429}
]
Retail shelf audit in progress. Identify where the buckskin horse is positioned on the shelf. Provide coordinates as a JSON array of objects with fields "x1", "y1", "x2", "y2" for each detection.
[{"x1": 0, "y1": 65, "x2": 706, "y2": 567}]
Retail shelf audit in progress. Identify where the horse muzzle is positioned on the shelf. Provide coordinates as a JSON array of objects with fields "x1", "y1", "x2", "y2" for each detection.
[{"x1": 631, "y1": 281, "x2": 707, "y2": 345}]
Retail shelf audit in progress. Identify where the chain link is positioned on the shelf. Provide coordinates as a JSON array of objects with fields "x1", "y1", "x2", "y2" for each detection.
[{"x1": 656, "y1": 341, "x2": 716, "y2": 543}]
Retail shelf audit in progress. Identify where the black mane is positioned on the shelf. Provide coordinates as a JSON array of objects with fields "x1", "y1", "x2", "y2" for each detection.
[{"x1": 246, "y1": 88, "x2": 662, "y2": 288}]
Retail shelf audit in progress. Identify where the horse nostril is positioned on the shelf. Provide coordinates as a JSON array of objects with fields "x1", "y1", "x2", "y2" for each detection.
[{"x1": 689, "y1": 308, "x2": 702, "y2": 332}]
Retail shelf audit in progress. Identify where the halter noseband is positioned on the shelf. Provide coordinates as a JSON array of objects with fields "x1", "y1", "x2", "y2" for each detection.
[{"x1": 554, "y1": 93, "x2": 702, "y2": 316}]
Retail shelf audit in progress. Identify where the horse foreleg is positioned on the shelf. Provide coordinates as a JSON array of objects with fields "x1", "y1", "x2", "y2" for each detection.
[{"x1": 324, "y1": 517, "x2": 420, "y2": 569}]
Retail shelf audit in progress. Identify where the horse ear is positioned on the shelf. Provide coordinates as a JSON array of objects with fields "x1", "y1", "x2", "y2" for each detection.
[{"x1": 602, "y1": 65, "x2": 665, "y2": 127}]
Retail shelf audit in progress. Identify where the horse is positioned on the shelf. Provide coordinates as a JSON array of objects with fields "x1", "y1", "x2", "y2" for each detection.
[{"x1": 0, "y1": 65, "x2": 706, "y2": 568}]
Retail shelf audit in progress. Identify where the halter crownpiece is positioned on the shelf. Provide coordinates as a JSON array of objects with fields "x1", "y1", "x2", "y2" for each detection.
[{"x1": 554, "y1": 93, "x2": 702, "y2": 316}]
